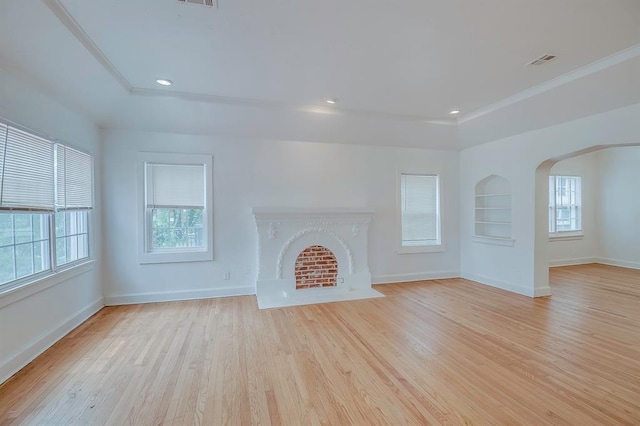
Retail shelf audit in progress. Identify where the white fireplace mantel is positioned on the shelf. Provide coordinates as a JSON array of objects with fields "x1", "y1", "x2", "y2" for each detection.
[{"x1": 252, "y1": 208, "x2": 384, "y2": 309}]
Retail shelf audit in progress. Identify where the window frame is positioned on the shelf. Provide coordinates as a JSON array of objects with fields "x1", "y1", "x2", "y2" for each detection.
[
  {"x1": 396, "y1": 169, "x2": 445, "y2": 254},
  {"x1": 0, "y1": 119, "x2": 95, "y2": 297},
  {"x1": 548, "y1": 175, "x2": 583, "y2": 239},
  {"x1": 137, "y1": 152, "x2": 213, "y2": 264}
]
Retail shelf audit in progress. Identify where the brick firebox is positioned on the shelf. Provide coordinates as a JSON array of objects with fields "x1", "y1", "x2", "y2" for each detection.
[{"x1": 295, "y1": 245, "x2": 338, "y2": 289}]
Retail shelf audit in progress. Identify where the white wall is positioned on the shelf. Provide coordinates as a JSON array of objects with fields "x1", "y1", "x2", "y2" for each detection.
[
  {"x1": 597, "y1": 146, "x2": 640, "y2": 269},
  {"x1": 101, "y1": 130, "x2": 460, "y2": 304},
  {"x1": 548, "y1": 152, "x2": 600, "y2": 266},
  {"x1": 459, "y1": 102, "x2": 640, "y2": 297},
  {"x1": 0, "y1": 71, "x2": 103, "y2": 384}
]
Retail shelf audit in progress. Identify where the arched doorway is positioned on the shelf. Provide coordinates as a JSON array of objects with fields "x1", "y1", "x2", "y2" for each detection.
[{"x1": 533, "y1": 144, "x2": 640, "y2": 294}]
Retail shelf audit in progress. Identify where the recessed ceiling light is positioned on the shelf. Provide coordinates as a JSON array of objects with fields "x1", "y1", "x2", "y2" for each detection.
[
  {"x1": 156, "y1": 79, "x2": 173, "y2": 86},
  {"x1": 326, "y1": 98, "x2": 337, "y2": 104},
  {"x1": 449, "y1": 110, "x2": 460, "y2": 115}
]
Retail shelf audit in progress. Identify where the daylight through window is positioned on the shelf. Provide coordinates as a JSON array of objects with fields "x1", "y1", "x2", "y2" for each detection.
[
  {"x1": 138, "y1": 153, "x2": 213, "y2": 264},
  {"x1": 0, "y1": 121, "x2": 93, "y2": 288},
  {"x1": 549, "y1": 175, "x2": 582, "y2": 234},
  {"x1": 400, "y1": 173, "x2": 441, "y2": 247}
]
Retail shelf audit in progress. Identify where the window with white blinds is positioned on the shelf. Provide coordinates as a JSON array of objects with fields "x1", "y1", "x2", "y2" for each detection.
[
  {"x1": 1, "y1": 126, "x2": 55, "y2": 211},
  {"x1": 549, "y1": 175, "x2": 582, "y2": 234},
  {"x1": 55, "y1": 145, "x2": 94, "y2": 211},
  {"x1": 400, "y1": 173, "x2": 441, "y2": 247},
  {"x1": 145, "y1": 163, "x2": 205, "y2": 209},
  {"x1": 138, "y1": 152, "x2": 213, "y2": 264},
  {"x1": 0, "y1": 120, "x2": 94, "y2": 289}
]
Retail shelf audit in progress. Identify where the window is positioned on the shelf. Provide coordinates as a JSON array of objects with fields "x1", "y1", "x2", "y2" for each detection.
[
  {"x1": 55, "y1": 210, "x2": 89, "y2": 267},
  {"x1": 399, "y1": 173, "x2": 442, "y2": 253},
  {"x1": 549, "y1": 175, "x2": 582, "y2": 235},
  {"x1": 0, "y1": 121, "x2": 93, "y2": 289},
  {"x1": 138, "y1": 152, "x2": 213, "y2": 264},
  {"x1": 0, "y1": 213, "x2": 50, "y2": 285}
]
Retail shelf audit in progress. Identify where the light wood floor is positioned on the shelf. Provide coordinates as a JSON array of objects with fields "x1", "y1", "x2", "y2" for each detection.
[{"x1": 1, "y1": 264, "x2": 639, "y2": 425}]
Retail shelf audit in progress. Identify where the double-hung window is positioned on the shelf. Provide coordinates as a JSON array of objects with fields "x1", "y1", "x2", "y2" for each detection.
[
  {"x1": 138, "y1": 152, "x2": 213, "y2": 264},
  {"x1": 398, "y1": 172, "x2": 443, "y2": 253},
  {"x1": 0, "y1": 121, "x2": 93, "y2": 289},
  {"x1": 549, "y1": 175, "x2": 582, "y2": 236}
]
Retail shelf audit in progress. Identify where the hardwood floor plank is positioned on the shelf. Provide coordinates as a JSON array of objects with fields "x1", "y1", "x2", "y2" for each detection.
[{"x1": 1, "y1": 264, "x2": 640, "y2": 425}]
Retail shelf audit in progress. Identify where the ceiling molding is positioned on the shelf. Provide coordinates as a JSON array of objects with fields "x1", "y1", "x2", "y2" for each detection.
[
  {"x1": 43, "y1": 0, "x2": 637, "y2": 128},
  {"x1": 459, "y1": 43, "x2": 640, "y2": 124},
  {"x1": 44, "y1": 0, "x2": 454, "y2": 125},
  {"x1": 43, "y1": 0, "x2": 133, "y2": 93},
  {"x1": 130, "y1": 87, "x2": 455, "y2": 124}
]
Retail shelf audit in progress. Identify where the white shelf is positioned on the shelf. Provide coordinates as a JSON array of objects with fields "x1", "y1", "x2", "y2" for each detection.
[
  {"x1": 474, "y1": 176, "x2": 512, "y2": 242},
  {"x1": 472, "y1": 235, "x2": 516, "y2": 247},
  {"x1": 475, "y1": 193, "x2": 511, "y2": 197}
]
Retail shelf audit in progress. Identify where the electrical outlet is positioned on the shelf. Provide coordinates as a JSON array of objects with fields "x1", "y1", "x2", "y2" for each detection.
[{"x1": 223, "y1": 272, "x2": 230, "y2": 280}]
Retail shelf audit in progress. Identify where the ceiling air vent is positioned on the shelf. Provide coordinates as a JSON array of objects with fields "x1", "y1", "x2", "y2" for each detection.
[
  {"x1": 178, "y1": 0, "x2": 216, "y2": 7},
  {"x1": 527, "y1": 54, "x2": 557, "y2": 66}
]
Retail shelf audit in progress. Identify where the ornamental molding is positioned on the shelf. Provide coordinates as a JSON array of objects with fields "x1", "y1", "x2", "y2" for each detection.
[{"x1": 276, "y1": 228, "x2": 353, "y2": 279}]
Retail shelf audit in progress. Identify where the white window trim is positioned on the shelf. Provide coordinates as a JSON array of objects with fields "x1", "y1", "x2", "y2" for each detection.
[
  {"x1": 137, "y1": 152, "x2": 213, "y2": 264},
  {"x1": 396, "y1": 168, "x2": 445, "y2": 254},
  {"x1": 549, "y1": 232, "x2": 584, "y2": 242},
  {"x1": 548, "y1": 175, "x2": 582, "y2": 238},
  {"x1": 0, "y1": 259, "x2": 94, "y2": 308},
  {"x1": 0, "y1": 118, "x2": 95, "y2": 293}
]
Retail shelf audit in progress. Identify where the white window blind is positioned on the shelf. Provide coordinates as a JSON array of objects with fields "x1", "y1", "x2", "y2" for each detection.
[
  {"x1": 0, "y1": 126, "x2": 55, "y2": 211},
  {"x1": 549, "y1": 175, "x2": 581, "y2": 233},
  {"x1": 145, "y1": 163, "x2": 205, "y2": 209},
  {"x1": 0, "y1": 123, "x2": 6, "y2": 193},
  {"x1": 55, "y1": 144, "x2": 94, "y2": 210},
  {"x1": 401, "y1": 174, "x2": 440, "y2": 246}
]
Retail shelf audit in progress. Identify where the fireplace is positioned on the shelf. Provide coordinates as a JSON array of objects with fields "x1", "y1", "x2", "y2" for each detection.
[{"x1": 252, "y1": 208, "x2": 384, "y2": 309}]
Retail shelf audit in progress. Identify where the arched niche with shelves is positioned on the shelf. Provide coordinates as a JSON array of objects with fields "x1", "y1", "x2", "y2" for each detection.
[{"x1": 473, "y1": 175, "x2": 515, "y2": 246}]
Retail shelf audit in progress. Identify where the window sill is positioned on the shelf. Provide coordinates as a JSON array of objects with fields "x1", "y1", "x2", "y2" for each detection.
[
  {"x1": 397, "y1": 244, "x2": 445, "y2": 254},
  {"x1": 549, "y1": 233, "x2": 584, "y2": 242},
  {"x1": 138, "y1": 249, "x2": 213, "y2": 264},
  {"x1": 0, "y1": 260, "x2": 95, "y2": 309}
]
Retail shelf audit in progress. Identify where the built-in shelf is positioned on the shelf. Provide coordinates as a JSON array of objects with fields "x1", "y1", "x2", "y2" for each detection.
[
  {"x1": 474, "y1": 176, "x2": 514, "y2": 244},
  {"x1": 472, "y1": 235, "x2": 516, "y2": 247},
  {"x1": 475, "y1": 193, "x2": 511, "y2": 197}
]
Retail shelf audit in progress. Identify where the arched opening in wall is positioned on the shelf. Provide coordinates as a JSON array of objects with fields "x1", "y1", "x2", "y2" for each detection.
[
  {"x1": 534, "y1": 143, "x2": 640, "y2": 294},
  {"x1": 474, "y1": 175, "x2": 514, "y2": 244},
  {"x1": 294, "y1": 245, "x2": 338, "y2": 289}
]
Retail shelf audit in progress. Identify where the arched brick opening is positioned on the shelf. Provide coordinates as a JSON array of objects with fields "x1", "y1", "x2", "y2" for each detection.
[{"x1": 295, "y1": 245, "x2": 338, "y2": 289}]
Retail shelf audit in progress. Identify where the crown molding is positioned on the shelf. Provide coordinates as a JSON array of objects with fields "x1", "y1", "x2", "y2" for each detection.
[
  {"x1": 458, "y1": 43, "x2": 640, "y2": 124},
  {"x1": 43, "y1": 0, "x2": 639, "y2": 128},
  {"x1": 129, "y1": 87, "x2": 455, "y2": 124},
  {"x1": 43, "y1": 0, "x2": 454, "y2": 125},
  {"x1": 43, "y1": 0, "x2": 133, "y2": 93}
]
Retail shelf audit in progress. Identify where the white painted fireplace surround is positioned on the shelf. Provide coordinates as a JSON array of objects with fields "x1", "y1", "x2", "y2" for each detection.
[{"x1": 252, "y1": 208, "x2": 384, "y2": 309}]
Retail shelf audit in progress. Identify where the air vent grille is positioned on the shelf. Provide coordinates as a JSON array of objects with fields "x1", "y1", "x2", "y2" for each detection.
[
  {"x1": 527, "y1": 54, "x2": 557, "y2": 66},
  {"x1": 178, "y1": 0, "x2": 216, "y2": 7}
]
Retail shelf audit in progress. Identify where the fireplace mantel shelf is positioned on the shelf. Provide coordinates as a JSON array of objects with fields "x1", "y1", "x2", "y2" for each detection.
[{"x1": 252, "y1": 207, "x2": 374, "y2": 219}]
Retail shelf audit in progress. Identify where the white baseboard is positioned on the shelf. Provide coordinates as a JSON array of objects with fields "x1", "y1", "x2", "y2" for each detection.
[
  {"x1": 104, "y1": 286, "x2": 256, "y2": 306},
  {"x1": 595, "y1": 257, "x2": 640, "y2": 270},
  {"x1": 549, "y1": 257, "x2": 597, "y2": 267},
  {"x1": 372, "y1": 270, "x2": 459, "y2": 285},
  {"x1": 533, "y1": 286, "x2": 552, "y2": 297},
  {"x1": 0, "y1": 298, "x2": 104, "y2": 385},
  {"x1": 461, "y1": 272, "x2": 539, "y2": 298}
]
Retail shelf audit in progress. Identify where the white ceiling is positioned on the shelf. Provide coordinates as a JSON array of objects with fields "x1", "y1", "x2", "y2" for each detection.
[{"x1": 1, "y1": 0, "x2": 639, "y2": 149}]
